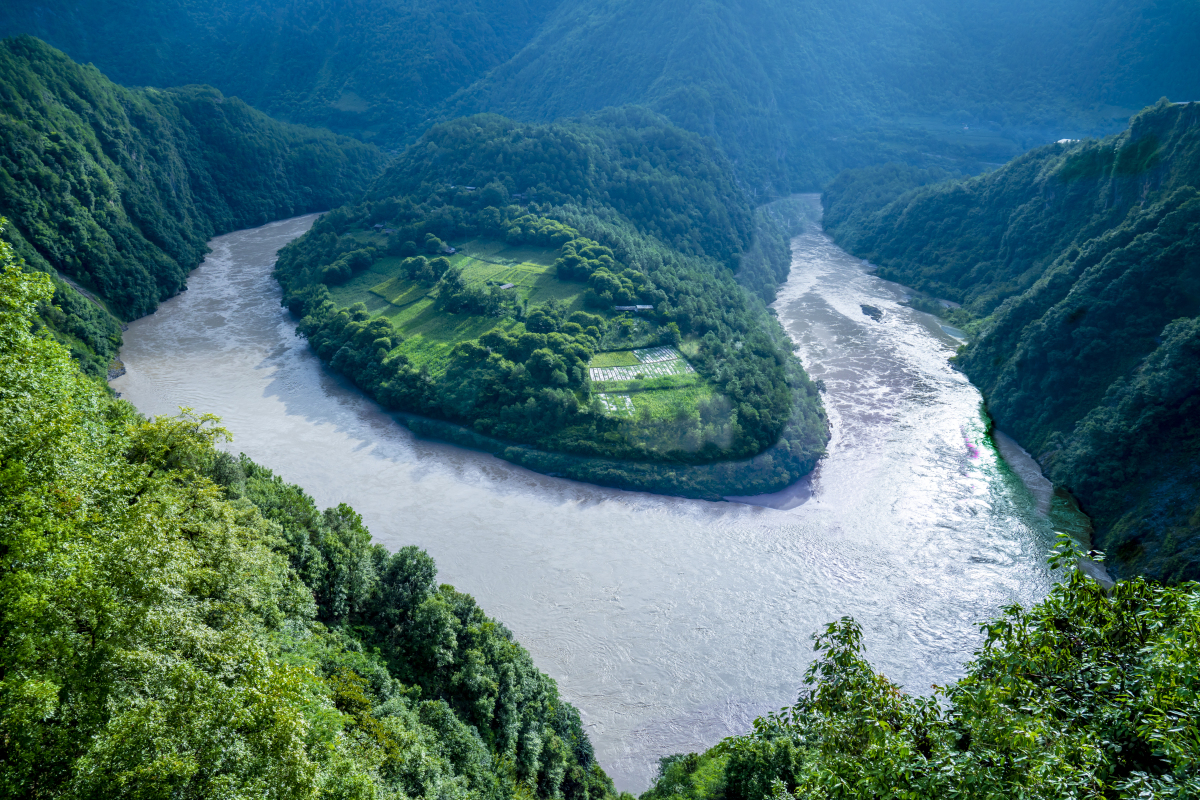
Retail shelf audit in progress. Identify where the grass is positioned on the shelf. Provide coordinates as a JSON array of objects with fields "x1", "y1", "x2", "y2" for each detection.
[
  {"x1": 597, "y1": 382, "x2": 716, "y2": 422},
  {"x1": 590, "y1": 350, "x2": 641, "y2": 367},
  {"x1": 334, "y1": 238, "x2": 587, "y2": 311},
  {"x1": 451, "y1": 238, "x2": 586, "y2": 307},
  {"x1": 629, "y1": 383, "x2": 715, "y2": 420},
  {"x1": 329, "y1": 238, "x2": 596, "y2": 369}
]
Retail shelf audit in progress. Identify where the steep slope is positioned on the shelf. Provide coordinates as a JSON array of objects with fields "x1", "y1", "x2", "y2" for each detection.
[
  {"x1": 0, "y1": 36, "x2": 386, "y2": 373},
  {"x1": 437, "y1": 0, "x2": 1200, "y2": 190},
  {"x1": 823, "y1": 100, "x2": 1200, "y2": 581},
  {"x1": 0, "y1": 237, "x2": 616, "y2": 800},
  {"x1": 4, "y1": 1, "x2": 1197, "y2": 191}
]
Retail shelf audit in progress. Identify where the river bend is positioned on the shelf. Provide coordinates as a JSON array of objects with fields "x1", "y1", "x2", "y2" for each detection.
[{"x1": 112, "y1": 198, "x2": 1061, "y2": 791}]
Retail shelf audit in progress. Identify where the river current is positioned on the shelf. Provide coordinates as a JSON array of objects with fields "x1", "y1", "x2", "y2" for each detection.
[{"x1": 112, "y1": 197, "x2": 1062, "y2": 792}]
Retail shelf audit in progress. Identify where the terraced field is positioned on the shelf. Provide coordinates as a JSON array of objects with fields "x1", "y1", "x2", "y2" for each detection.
[
  {"x1": 324, "y1": 246, "x2": 711, "y2": 423},
  {"x1": 328, "y1": 238, "x2": 583, "y2": 367}
]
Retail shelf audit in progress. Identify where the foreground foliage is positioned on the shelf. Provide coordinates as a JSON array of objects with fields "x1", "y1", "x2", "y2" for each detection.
[
  {"x1": 643, "y1": 546, "x2": 1200, "y2": 800},
  {"x1": 823, "y1": 100, "x2": 1200, "y2": 581},
  {"x1": 0, "y1": 244, "x2": 616, "y2": 799}
]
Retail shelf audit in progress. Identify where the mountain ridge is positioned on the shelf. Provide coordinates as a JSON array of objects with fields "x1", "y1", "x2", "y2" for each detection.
[
  {"x1": 823, "y1": 99, "x2": 1200, "y2": 581},
  {"x1": 0, "y1": 35, "x2": 386, "y2": 374}
]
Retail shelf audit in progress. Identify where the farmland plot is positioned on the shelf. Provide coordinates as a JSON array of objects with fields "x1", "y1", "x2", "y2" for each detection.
[{"x1": 589, "y1": 347, "x2": 695, "y2": 382}]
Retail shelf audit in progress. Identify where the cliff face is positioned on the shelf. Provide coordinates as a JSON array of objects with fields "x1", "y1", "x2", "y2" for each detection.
[{"x1": 824, "y1": 100, "x2": 1200, "y2": 581}]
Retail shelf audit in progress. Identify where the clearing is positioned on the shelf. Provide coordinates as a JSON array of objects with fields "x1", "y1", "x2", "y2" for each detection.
[
  {"x1": 326, "y1": 240, "x2": 715, "y2": 423},
  {"x1": 589, "y1": 346, "x2": 710, "y2": 421},
  {"x1": 328, "y1": 237, "x2": 586, "y2": 368}
]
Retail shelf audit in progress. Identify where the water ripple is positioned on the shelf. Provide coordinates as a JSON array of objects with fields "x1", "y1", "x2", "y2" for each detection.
[{"x1": 112, "y1": 200, "x2": 1061, "y2": 792}]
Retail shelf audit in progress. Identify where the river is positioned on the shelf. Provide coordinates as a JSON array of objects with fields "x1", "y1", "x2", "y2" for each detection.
[{"x1": 112, "y1": 197, "x2": 1064, "y2": 792}]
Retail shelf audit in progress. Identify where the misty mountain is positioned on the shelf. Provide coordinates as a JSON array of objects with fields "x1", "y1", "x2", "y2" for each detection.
[{"x1": 5, "y1": 0, "x2": 1198, "y2": 190}]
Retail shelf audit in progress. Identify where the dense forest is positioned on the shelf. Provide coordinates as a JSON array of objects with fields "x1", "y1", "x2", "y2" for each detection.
[
  {"x1": 4, "y1": 1, "x2": 1198, "y2": 191},
  {"x1": 0, "y1": 36, "x2": 386, "y2": 375},
  {"x1": 0, "y1": 1, "x2": 558, "y2": 149},
  {"x1": 274, "y1": 112, "x2": 828, "y2": 497},
  {"x1": 823, "y1": 99, "x2": 1200, "y2": 582},
  {"x1": 0, "y1": 238, "x2": 620, "y2": 800}
]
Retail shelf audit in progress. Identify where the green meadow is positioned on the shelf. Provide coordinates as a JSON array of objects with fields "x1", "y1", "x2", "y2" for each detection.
[
  {"x1": 327, "y1": 240, "x2": 718, "y2": 420},
  {"x1": 329, "y1": 237, "x2": 587, "y2": 368},
  {"x1": 592, "y1": 379, "x2": 714, "y2": 423},
  {"x1": 628, "y1": 382, "x2": 715, "y2": 419},
  {"x1": 590, "y1": 350, "x2": 641, "y2": 367}
]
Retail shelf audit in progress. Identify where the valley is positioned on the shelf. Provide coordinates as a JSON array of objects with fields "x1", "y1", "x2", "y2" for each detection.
[{"x1": 1, "y1": 4, "x2": 1199, "y2": 798}]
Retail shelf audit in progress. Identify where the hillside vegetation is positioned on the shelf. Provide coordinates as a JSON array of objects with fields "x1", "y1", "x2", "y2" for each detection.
[
  {"x1": 823, "y1": 100, "x2": 1200, "y2": 581},
  {"x1": 274, "y1": 113, "x2": 829, "y2": 497},
  {"x1": 4, "y1": 1, "x2": 1198, "y2": 191},
  {"x1": 0, "y1": 236, "x2": 619, "y2": 800},
  {"x1": 0, "y1": 1, "x2": 559, "y2": 149},
  {"x1": 639, "y1": 551, "x2": 1200, "y2": 800},
  {"x1": 0, "y1": 36, "x2": 386, "y2": 374}
]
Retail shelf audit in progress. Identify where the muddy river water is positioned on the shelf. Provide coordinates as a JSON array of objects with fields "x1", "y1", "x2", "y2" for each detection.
[{"x1": 112, "y1": 197, "x2": 1066, "y2": 791}]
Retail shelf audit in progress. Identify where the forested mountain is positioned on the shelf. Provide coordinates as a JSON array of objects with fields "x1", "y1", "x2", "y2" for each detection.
[
  {"x1": 274, "y1": 111, "x2": 829, "y2": 497},
  {"x1": 4, "y1": 1, "x2": 1197, "y2": 191},
  {"x1": 0, "y1": 36, "x2": 386, "y2": 375},
  {"x1": 0, "y1": 240, "x2": 618, "y2": 800},
  {"x1": 0, "y1": 0, "x2": 562, "y2": 147},
  {"x1": 451, "y1": 0, "x2": 1200, "y2": 191},
  {"x1": 823, "y1": 99, "x2": 1200, "y2": 582}
]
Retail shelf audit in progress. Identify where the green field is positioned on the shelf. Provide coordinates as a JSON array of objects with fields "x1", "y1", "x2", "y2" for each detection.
[
  {"x1": 328, "y1": 238, "x2": 590, "y2": 367},
  {"x1": 590, "y1": 350, "x2": 641, "y2": 367},
  {"x1": 326, "y1": 241, "x2": 716, "y2": 419},
  {"x1": 596, "y1": 382, "x2": 715, "y2": 421},
  {"x1": 629, "y1": 383, "x2": 715, "y2": 419}
]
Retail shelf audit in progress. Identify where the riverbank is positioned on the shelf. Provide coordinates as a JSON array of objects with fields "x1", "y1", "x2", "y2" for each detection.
[{"x1": 398, "y1": 411, "x2": 826, "y2": 500}]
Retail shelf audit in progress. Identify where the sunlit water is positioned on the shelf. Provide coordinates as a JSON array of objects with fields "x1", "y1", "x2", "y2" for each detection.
[{"x1": 112, "y1": 197, "x2": 1063, "y2": 792}]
